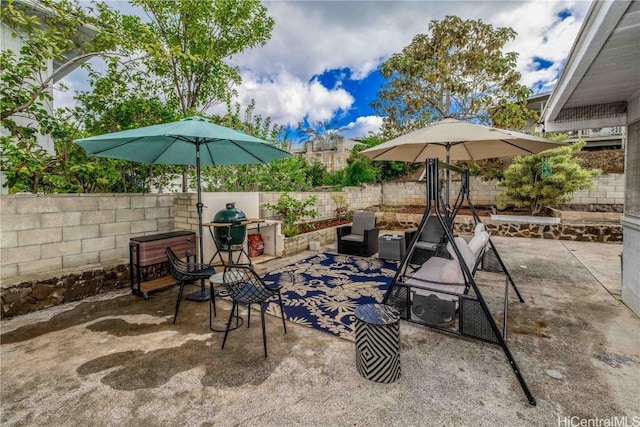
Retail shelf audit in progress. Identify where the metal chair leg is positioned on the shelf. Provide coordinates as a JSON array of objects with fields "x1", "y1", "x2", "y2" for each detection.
[
  {"x1": 221, "y1": 301, "x2": 237, "y2": 350},
  {"x1": 277, "y1": 291, "x2": 287, "y2": 333},
  {"x1": 260, "y1": 303, "x2": 267, "y2": 358},
  {"x1": 209, "y1": 282, "x2": 217, "y2": 318},
  {"x1": 173, "y1": 281, "x2": 185, "y2": 324}
]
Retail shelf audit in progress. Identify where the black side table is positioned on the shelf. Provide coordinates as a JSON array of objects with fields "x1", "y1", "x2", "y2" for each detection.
[{"x1": 378, "y1": 234, "x2": 406, "y2": 261}]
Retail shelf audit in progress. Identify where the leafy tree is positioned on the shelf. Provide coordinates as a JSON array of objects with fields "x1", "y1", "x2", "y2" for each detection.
[
  {"x1": 497, "y1": 142, "x2": 601, "y2": 214},
  {"x1": 197, "y1": 102, "x2": 313, "y2": 193},
  {"x1": 0, "y1": 0, "x2": 138, "y2": 125},
  {"x1": 68, "y1": 62, "x2": 184, "y2": 192},
  {"x1": 130, "y1": 0, "x2": 274, "y2": 115},
  {"x1": 1, "y1": 0, "x2": 276, "y2": 193},
  {"x1": 124, "y1": 0, "x2": 275, "y2": 189},
  {"x1": 350, "y1": 135, "x2": 417, "y2": 182},
  {"x1": 0, "y1": 0, "x2": 142, "y2": 193},
  {"x1": 306, "y1": 159, "x2": 329, "y2": 188},
  {"x1": 372, "y1": 16, "x2": 536, "y2": 138},
  {"x1": 344, "y1": 158, "x2": 377, "y2": 186}
]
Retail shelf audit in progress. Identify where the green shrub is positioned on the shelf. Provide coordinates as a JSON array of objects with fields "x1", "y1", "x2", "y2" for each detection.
[
  {"x1": 498, "y1": 141, "x2": 601, "y2": 214},
  {"x1": 281, "y1": 223, "x2": 301, "y2": 237},
  {"x1": 331, "y1": 193, "x2": 353, "y2": 221},
  {"x1": 264, "y1": 193, "x2": 318, "y2": 234},
  {"x1": 345, "y1": 159, "x2": 377, "y2": 186}
]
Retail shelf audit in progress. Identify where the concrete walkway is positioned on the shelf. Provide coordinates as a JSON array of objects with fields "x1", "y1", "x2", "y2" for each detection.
[{"x1": 1, "y1": 237, "x2": 638, "y2": 426}]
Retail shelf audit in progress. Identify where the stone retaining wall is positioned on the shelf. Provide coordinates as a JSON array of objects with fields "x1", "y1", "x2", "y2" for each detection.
[
  {"x1": 1, "y1": 264, "x2": 130, "y2": 318},
  {"x1": 375, "y1": 212, "x2": 623, "y2": 243}
]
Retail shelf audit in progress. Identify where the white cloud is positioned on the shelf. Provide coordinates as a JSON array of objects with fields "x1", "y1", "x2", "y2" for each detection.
[
  {"x1": 234, "y1": 1, "x2": 502, "y2": 81},
  {"x1": 54, "y1": 1, "x2": 589, "y2": 132},
  {"x1": 233, "y1": 71, "x2": 354, "y2": 127},
  {"x1": 492, "y1": 1, "x2": 590, "y2": 92},
  {"x1": 343, "y1": 115, "x2": 383, "y2": 138},
  {"x1": 229, "y1": 1, "x2": 589, "y2": 128}
]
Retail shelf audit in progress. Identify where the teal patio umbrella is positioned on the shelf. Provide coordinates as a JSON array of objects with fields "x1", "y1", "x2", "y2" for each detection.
[{"x1": 75, "y1": 116, "x2": 291, "y2": 300}]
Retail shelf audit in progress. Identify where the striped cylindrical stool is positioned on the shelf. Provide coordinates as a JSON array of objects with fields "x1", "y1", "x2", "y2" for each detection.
[{"x1": 354, "y1": 303, "x2": 401, "y2": 383}]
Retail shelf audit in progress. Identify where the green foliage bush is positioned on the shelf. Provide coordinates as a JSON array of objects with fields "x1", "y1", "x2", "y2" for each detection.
[
  {"x1": 498, "y1": 142, "x2": 601, "y2": 214},
  {"x1": 264, "y1": 193, "x2": 319, "y2": 237},
  {"x1": 332, "y1": 194, "x2": 353, "y2": 221}
]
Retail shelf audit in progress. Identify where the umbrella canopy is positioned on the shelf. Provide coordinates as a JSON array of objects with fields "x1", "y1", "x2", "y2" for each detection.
[
  {"x1": 75, "y1": 116, "x2": 290, "y2": 165},
  {"x1": 360, "y1": 118, "x2": 564, "y2": 163},
  {"x1": 75, "y1": 116, "x2": 291, "y2": 301}
]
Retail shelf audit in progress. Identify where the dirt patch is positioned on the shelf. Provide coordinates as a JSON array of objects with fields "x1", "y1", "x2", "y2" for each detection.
[{"x1": 298, "y1": 218, "x2": 351, "y2": 233}]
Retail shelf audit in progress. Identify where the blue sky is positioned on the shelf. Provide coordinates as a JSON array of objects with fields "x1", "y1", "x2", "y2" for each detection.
[{"x1": 59, "y1": 1, "x2": 592, "y2": 143}]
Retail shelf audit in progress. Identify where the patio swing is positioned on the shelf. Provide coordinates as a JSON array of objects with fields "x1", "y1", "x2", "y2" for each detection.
[{"x1": 383, "y1": 158, "x2": 536, "y2": 406}]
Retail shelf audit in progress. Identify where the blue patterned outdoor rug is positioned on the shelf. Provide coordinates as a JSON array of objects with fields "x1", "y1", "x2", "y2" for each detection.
[{"x1": 261, "y1": 252, "x2": 401, "y2": 341}]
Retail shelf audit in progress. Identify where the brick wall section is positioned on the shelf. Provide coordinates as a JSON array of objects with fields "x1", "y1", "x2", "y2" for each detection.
[
  {"x1": 0, "y1": 178, "x2": 625, "y2": 317},
  {"x1": 173, "y1": 193, "x2": 199, "y2": 234},
  {"x1": 1, "y1": 193, "x2": 175, "y2": 284}
]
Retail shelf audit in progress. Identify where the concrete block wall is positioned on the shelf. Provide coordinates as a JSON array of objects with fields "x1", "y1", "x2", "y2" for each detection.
[
  {"x1": 381, "y1": 174, "x2": 624, "y2": 207},
  {"x1": 0, "y1": 193, "x2": 175, "y2": 284},
  {"x1": 568, "y1": 174, "x2": 625, "y2": 205},
  {"x1": 342, "y1": 185, "x2": 384, "y2": 210},
  {"x1": 381, "y1": 182, "x2": 425, "y2": 206},
  {"x1": 0, "y1": 173, "x2": 624, "y2": 284}
]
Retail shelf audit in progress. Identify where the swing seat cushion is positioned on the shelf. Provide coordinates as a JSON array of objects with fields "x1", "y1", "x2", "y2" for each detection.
[
  {"x1": 447, "y1": 237, "x2": 476, "y2": 271},
  {"x1": 406, "y1": 257, "x2": 466, "y2": 302},
  {"x1": 468, "y1": 231, "x2": 490, "y2": 257}
]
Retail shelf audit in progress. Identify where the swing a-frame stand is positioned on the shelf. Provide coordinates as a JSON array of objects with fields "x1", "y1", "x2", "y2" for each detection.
[{"x1": 383, "y1": 158, "x2": 536, "y2": 406}]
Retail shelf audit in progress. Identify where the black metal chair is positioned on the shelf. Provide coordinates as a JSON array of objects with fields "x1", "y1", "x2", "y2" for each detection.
[
  {"x1": 336, "y1": 211, "x2": 379, "y2": 257},
  {"x1": 221, "y1": 264, "x2": 287, "y2": 358},
  {"x1": 404, "y1": 215, "x2": 448, "y2": 265},
  {"x1": 165, "y1": 247, "x2": 217, "y2": 324}
]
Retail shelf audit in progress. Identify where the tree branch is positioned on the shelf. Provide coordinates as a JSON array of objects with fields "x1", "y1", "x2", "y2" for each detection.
[{"x1": 1, "y1": 51, "x2": 124, "y2": 120}]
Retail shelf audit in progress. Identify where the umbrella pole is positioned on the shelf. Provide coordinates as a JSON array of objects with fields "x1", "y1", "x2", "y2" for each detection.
[
  {"x1": 187, "y1": 142, "x2": 211, "y2": 302},
  {"x1": 445, "y1": 149, "x2": 451, "y2": 213}
]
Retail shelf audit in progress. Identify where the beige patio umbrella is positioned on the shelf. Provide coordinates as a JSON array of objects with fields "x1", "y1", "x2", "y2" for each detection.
[
  {"x1": 361, "y1": 118, "x2": 565, "y2": 208},
  {"x1": 360, "y1": 118, "x2": 564, "y2": 163}
]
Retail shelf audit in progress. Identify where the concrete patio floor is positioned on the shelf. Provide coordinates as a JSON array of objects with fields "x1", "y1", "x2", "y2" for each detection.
[{"x1": 1, "y1": 236, "x2": 638, "y2": 426}]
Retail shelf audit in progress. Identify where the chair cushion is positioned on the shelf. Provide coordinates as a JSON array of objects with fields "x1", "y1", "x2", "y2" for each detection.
[
  {"x1": 474, "y1": 222, "x2": 486, "y2": 235},
  {"x1": 415, "y1": 241, "x2": 439, "y2": 251},
  {"x1": 447, "y1": 237, "x2": 475, "y2": 271},
  {"x1": 341, "y1": 234, "x2": 364, "y2": 242},
  {"x1": 351, "y1": 211, "x2": 375, "y2": 236},
  {"x1": 468, "y1": 231, "x2": 490, "y2": 257}
]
